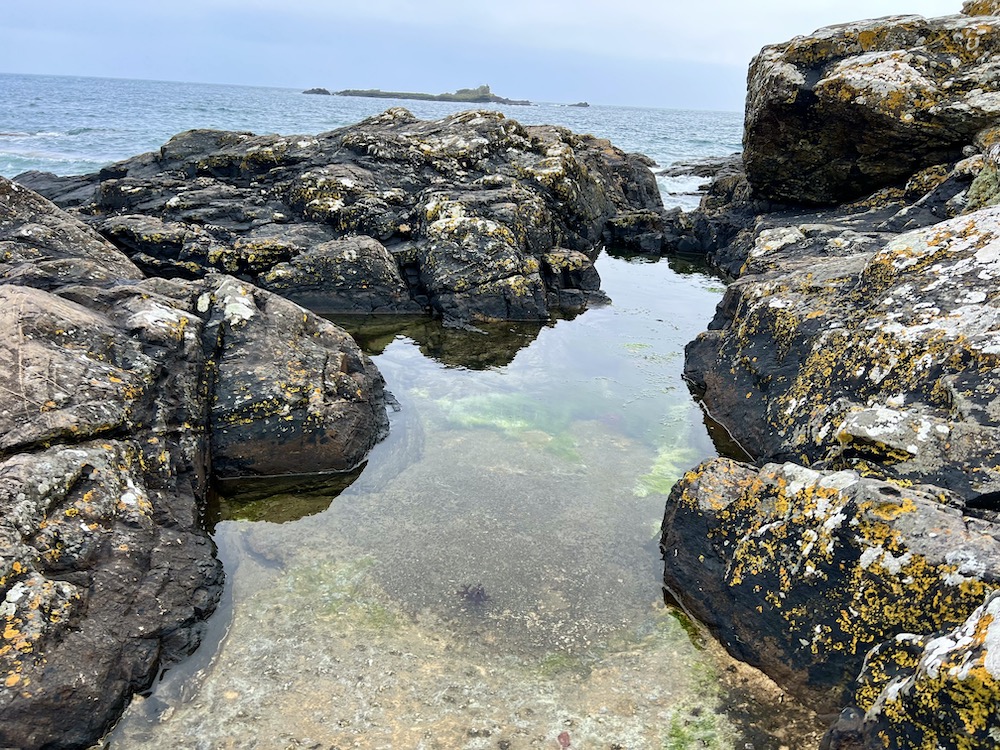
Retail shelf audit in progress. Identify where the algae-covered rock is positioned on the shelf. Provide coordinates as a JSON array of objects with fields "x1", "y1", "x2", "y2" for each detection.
[
  {"x1": 744, "y1": 12, "x2": 1000, "y2": 205},
  {"x1": 857, "y1": 589, "x2": 1000, "y2": 748},
  {"x1": 0, "y1": 175, "x2": 390, "y2": 748},
  {"x1": 19, "y1": 108, "x2": 663, "y2": 323},
  {"x1": 661, "y1": 458, "x2": 1000, "y2": 710},
  {"x1": 685, "y1": 205, "x2": 1000, "y2": 498},
  {"x1": 259, "y1": 235, "x2": 420, "y2": 314}
]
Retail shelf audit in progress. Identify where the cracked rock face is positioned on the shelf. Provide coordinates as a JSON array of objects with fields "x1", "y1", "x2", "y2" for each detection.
[
  {"x1": 744, "y1": 12, "x2": 1000, "y2": 205},
  {"x1": 18, "y1": 108, "x2": 663, "y2": 323},
  {"x1": 0, "y1": 176, "x2": 388, "y2": 748}
]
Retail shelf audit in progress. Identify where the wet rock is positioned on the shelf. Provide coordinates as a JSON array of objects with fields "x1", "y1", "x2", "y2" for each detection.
[
  {"x1": 258, "y1": 235, "x2": 420, "y2": 314},
  {"x1": 661, "y1": 458, "x2": 1000, "y2": 711},
  {"x1": 657, "y1": 154, "x2": 742, "y2": 180},
  {"x1": 744, "y1": 12, "x2": 1000, "y2": 205},
  {"x1": 205, "y1": 275, "x2": 389, "y2": 477},
  {"x1": 0, "y1": 175, "x2": 388, "y2": 748},
  {"x1": 20, "y1": 108, "x2": 663, "y2": 323}
]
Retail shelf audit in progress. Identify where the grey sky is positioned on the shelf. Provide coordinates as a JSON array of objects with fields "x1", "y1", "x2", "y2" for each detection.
[{"x1": 3, "y1": 1, "x2": 964, "y2": 110}]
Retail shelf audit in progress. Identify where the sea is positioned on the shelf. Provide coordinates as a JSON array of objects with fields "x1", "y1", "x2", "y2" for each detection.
[{"x1": 0, "y1": 74, "x2": 792, "y2": 750}]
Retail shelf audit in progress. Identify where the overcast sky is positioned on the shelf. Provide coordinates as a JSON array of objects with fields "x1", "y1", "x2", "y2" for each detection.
[{"x1": 3, "y1": 1, "x2": 965, "y2": 110}]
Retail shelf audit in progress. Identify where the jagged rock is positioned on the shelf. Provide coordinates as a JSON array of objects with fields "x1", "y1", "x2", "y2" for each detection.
[
  {"x1": 685, "y1": 206, "x2": 1000, "y2": 499},
  {"x1": 258, "y1": 235, "x2": 420, "y2": 313},
  {"x1": 0, "y1": 176, "x2": 388, "y2": 748},
  {"x1": 744, "y1": 13, "x2": 1000, "y2": 205},
  {"x1": 661, "y1": 458, "x2": 1000, "y2": 711},
  {"x1": 963, "y1": 0, "x2": 1000, "y2": 15},
  {"x1": 18, "y1": 108, "x2": 663, "y2": 323}
]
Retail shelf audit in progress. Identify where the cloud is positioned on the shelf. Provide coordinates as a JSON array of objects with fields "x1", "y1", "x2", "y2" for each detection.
[{"x1": 0, "y1": 0, "x2": 965, "y2": 108}]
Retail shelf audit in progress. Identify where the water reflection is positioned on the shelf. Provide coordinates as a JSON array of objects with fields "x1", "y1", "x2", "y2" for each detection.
[
  {"x1": 326, "y1": 314, "x2": 555, "y2": 370},
  {"x1": 100, "y1": 252, "x2": 820, "y2": 749},
  {"x1": 210, "y1": 469, "x2": 365, "y2": 525}
]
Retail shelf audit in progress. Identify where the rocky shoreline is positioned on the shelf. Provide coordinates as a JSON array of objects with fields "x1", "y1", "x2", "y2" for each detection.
[
  {"x1": 0, "y1": 109, "x2": 662, "y2": 748},
  {"x1": 6, "y1": 2, "x2": 1000, "y2": 747},
  {"x1": 659, "y1": 2, "x2": 1000, "y2": 747}
]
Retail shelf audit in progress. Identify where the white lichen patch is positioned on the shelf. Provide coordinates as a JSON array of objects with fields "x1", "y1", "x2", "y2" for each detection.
[
  {"x1": 818, "y1": 50, "x2": 937, "y2": 113},
  {"x1": 215, "y1": 278, "x2": 257, "y2": 326},
  {"x1": 750, "y1": 227, "x2": 807, "y2": 259}
]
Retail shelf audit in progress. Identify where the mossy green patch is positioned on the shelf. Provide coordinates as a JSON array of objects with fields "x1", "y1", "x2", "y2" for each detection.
[
  {"x1": 284, "y1": 557, "x2": 401, "y2": 632},
  {"x1": 635, "y1": 444, "x2": 700, "y2": 497}
]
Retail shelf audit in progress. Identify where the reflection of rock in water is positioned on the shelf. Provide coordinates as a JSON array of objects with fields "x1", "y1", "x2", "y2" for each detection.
[
  {"x1": 210, "y1": 469, "x2": 365, "y2": 524},
  {"x1": 207, "y1": 390, "x2": 425, "y2": 525},
  {"x1": 327, "y1": 313, "x2": 555, "y2": 370}
]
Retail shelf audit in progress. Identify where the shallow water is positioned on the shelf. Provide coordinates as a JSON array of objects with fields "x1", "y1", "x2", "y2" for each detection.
[
  {"x1": 2, "y1": 75, "x2": 823, "y2": 746},
  {"x1": 99, "y1": 254, "x2": 826, "y2": 749},
  {"x1": 95, "y1": 251, "x2": 815, "y2": 749}
]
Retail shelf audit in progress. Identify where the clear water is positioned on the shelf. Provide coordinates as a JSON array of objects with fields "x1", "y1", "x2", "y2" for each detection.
[{"x1": 0, "y1": 74, "x2": 813, "y2": 748}]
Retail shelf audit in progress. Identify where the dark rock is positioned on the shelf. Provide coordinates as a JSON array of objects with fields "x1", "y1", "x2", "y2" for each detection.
[
  {"x1": 857, "y1": 590, "x2": 1000, "y2": 748},
  {"x1": 302, "y1": 87, "x2": 332, "y2": 95},
  {"x1": 204, "y1": 275, "x2": 389, "y2": 477},
  {"x1": 818, "y1": 707, "x2": 867, "y2": 750},
  {"x1": 660, "y1": 5, "x2": 1000, "y2": 744},
  {"x1": 684, "y1": 207, "x2": 1000, "y2": 498},
  {"x1": 0, "y1": 176, "x2": 388, "y2": 748},
  {"x1": 657, "y1": 154, "x2": 741, "y2": 179},
  {"x1": 20, "y1": 108, "x2": 663, "y2": 324},
  {"x1": 259, "y1": 235, "x2": 420, "y2": 314},
  {"x1": 744, "y1": 13, "x2": 1000, "y2": 205},
  {"x1": 661, "y1": 459, "x2": 1000, "y2": 712}
]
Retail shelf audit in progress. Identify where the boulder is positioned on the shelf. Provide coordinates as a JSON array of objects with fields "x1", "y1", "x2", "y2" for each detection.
[
  {"x1": 684, "y1": 206, "x2": 1000, "y2": 499},
  {"x1": 0, "y1": 176, "x2": 389, "y2": 748},
  {"x1": 744, "y1": 13, "x2": 1000, "y2": 204},
  {"x1": 19, "y1": 109, "x2": 664, "y2": 323},
  {"x1": 661, "y1": 459, "x2": 1000, "y2": 711},
  {"x1": 204, "y1": 275, "x2": 389, "y2": 477},
  {"x1": 258, "y1": 235, "x2": 419, "y2": 314}
]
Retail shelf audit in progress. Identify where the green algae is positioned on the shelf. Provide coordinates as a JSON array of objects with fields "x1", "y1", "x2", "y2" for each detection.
[
  {"x1": 284, "y1": 556, "x2": 401, "y2": 632},
  {"x1": 635, "y1": 444, "x2": 700, "y2": 497},
  {"x1": 437, "y1": 391, "x2": 584, "y2": 461}
]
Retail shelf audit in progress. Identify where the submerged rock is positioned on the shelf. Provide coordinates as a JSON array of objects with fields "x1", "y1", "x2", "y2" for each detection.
[
  {"x1": 0, "y1": 175, "x2": 388, "y2": 748},
  {"x1": 18, "y1": 108, "x2": 663, "y2": 323}
]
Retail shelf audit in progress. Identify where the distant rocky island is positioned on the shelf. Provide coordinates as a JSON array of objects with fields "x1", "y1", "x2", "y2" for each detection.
[{"x1": 332, "y1": 84, "x2": 530, "y2": 106}]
